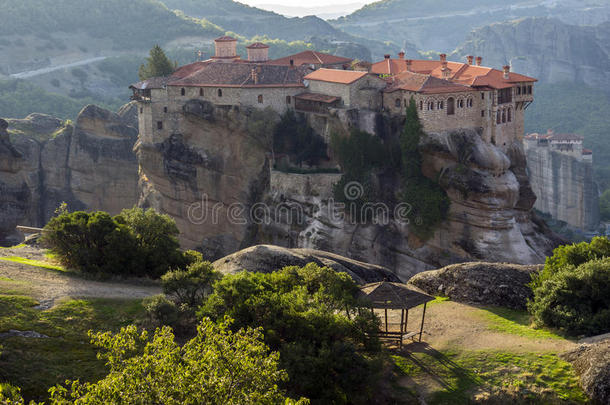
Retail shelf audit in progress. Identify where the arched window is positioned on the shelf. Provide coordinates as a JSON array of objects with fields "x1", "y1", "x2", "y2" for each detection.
[
  {"x1": 507, "y1": 108, "x2": 512, "y2": 122},
  {"x1": 497, "y1": 110, "x2": 501, "y2": 124},
  {"x1": 458, "y1": 99, "x2": 464, "y2": 108},
  {"x1": 218, "y1": 89, "x2": 222, "y2": 97},
  {"x1": 199, "y1": 88, "x2": 204, "y2": 96},
  {"x1": 181, "y1": 88, "x2": 185, "y2": 96},
  {"x1": 395, "y1": 98, "x2": 401, "y2": 108},
  {"x1": 438, "y1": 101, "x2": 444, "y2": 110},
  {"x1": 502, "y1": 109, "x2": 506, "y2": 123},
  {"x1": 258, "y1": 94, "x2": 263, "y2": 104},
  {"x1": 447, "y1": 97, "x2": 455, "y2": 115},
  {"x1": 467, "y1": 98, "x2": 473, "y2": 108}
]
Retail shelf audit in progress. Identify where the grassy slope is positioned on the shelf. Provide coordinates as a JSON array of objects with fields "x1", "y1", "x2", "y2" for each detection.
[
  {"x1": 0, "y1": 295, "x2": 146, "y2": 402},
  {"x1": 389, "y1": 300, "x2": 586, "y2": 404}
]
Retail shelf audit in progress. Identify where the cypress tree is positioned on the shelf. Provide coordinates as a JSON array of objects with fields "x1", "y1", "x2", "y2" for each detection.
[{"x1": 138, "y1": 45, "x2": 176, "y2": 80}]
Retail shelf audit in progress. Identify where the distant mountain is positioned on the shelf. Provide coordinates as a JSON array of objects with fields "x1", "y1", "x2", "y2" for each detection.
[
  {"x1": 159, "y1": 0, "x2": 399, "y2": 59},
  {"x1": 453, "y1": 17, "x2": 610, "y2": 88},
  {"x1": 255, "y1": 3, "x2": 366, "y2": 19},
  {"x1": 332, "y1": 0, "x2": 610, "y2": 53}
]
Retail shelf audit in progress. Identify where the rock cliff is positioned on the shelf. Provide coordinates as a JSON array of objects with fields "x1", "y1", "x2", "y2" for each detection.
[
  {"x1": 454, "y1": 18, "x2": 610, "y2": 87},
  {"x1": 134, "y1": 100, "x2": 558, "y2": 279},
  {"x1": 0, "y1": 104, "x2": 139, "y2": 245},
  {"x1": 524, "y1": 141, "x2": 600, "y2": 230}
]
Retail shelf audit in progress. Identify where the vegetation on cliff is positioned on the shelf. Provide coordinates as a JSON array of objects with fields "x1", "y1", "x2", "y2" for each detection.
[
  {"x1": 273, "y1": 110, "x2": 328, "y2": 168},
  {"x1": 529, "y1": 237, "x2": 610, "y2": 336},
  {"x1": 400, "y1": 97, "x2": 450, "y2": 238}
]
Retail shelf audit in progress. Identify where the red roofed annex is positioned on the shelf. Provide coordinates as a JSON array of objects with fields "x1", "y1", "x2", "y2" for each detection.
[{"x1": 131, "y1": 37, "x2": 537, "y2": 150}]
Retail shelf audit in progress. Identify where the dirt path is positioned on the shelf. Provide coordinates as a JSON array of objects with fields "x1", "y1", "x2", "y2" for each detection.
[
  {"x1": 379, "y1": 301, "x2": 576, "y2": 353},
  {"x1": 9, "y1": 56, "x2": 108, "y2": 79},
  {"x1": 0, "y1": 246, "x2": 160, "y2": 308}
]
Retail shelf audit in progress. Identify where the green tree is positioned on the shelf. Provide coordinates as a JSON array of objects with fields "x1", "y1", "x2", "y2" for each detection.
[
  {"x1": 200, "y1": 264, "x2": 380, "y2": 404},
  {"x1": 528, "y1": 257, "x2": 610, "y2": 336},
  {"x1": 600, "y1": 189, "x2": 610, "y2": 221},
  {"x1": 49, "y1": 319, "x2": 305, "y2": 404},
  {"x1": 400, "y1": 97, "x2": 450, "y2": 239},
  {"x1": 138, "y1": 45, "x2": 177, "y2": 80}
]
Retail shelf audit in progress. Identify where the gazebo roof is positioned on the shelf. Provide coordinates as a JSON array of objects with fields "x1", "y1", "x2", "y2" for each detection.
[{"x1": 359, "y1": 281, "x2": 434, "y2": 310}]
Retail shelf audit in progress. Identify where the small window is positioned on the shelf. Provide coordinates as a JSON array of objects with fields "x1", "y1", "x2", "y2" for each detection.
[
  {"x1": 527, "y1": 85, "x2": 532, "y2": 94},
  {"x1": 497, "y1": 110, "x2": 501, "y2": 124},
  {"x1": 458, "y1": 99, "x2": 464, "y2": 108},
  {"x1": 420, "y1": 101, "x2": 423, "y2": 110},
  {"x1": 258, "y1": 94, "x2": 263, "y2": 104},
  {"x1": 163, "y1": 106, "x2": 168, "y2": 113},
  {"x1": 481, "y1": 110, "x2": 485, "y2": 117},
  {"x1": 140, "y1": 107, "x2": 143, "y2": 113},
  {"x1": 447, "y1": 97, "x2": 455, "y2": 115},
  {"x1": 502, "y1": 109, "x2": 506, "y2": 123},
  {"x1": 395, "y1": 98, "x2": 401, "y2": 108},
  {"x1": 481, "y1": 92, "x2": 485, "y2": 99},
  {"x1": 181, "y1": 88, "x2": 185, "y2": 96},
  {"x1": 508, "y1": 108, "x2": 512, "y2": 122},
  {"x1": 157, "y1": 121, "x2": 163, "y2": 130},
  {"x1": 467, "y1": 98, "x2": 473, "y2": 108},
  {"x1": 516, "y1": 86, "x2": 521, "y2": 95},
  {"x1": 286, "y1": 96, "x2": 291, "y2": 104},
  {"x1": 218, "y1": 89, "x2": 222, "y2": 97},
  {"x1": 199, "y1": 88, "x2": 204, "y2": 96},
  {"x1": 404, "y1": 99, "x2": 407, "y2": 107},
  {"x1": 438, "y1": 101, "x2": 444, "y2": 109}
]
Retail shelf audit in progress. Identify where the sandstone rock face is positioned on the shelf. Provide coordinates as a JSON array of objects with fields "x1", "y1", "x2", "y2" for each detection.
[
  {"x1": 0, "y1": 104, "x2": 139, "y2": 244},
  {"x1": 137, "y1": 103, "x2": 273, "y2": 256},
  {"x1": 408, "y1": 262, "x2": 541, "y2": 309},
  {"x1": 213, "y1": 244, "x2": 400, "y2": 284},
  {"x1": 561, "y1": 339, "x2": 610, "y2": 404},
  {"x1": 455, "y1": 17, "x2": 610, "y2": 87},
  {"x1": 525, "y1": 141, "x2": 600, "y2": 230}
]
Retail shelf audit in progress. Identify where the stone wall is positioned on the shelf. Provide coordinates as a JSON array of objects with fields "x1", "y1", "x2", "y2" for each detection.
[{"x1": 525, "y1": 140, "x2": 600, "y2": 230}]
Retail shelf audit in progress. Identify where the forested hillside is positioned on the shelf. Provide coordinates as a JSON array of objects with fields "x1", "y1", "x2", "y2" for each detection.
[{"x1": 0, "y1": 0, "x2": 222, "y2": 50}]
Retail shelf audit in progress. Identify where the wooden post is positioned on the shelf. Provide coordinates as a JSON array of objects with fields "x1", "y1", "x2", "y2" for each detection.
[
  {"x1": 405, "y1": 309, "x2": 409, "y2": 332},
  {"x1": 419, "y1": 302, "x2": 427, "y2": 342},
  {"x1": 384, "y1": 308, "x2": 388, "y2": 332},
  {"x1": 399, "y1": 309, "x2": 405, "y2": 348}
]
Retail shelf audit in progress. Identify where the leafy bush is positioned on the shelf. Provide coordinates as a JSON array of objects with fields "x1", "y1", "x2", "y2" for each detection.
[
  {"x1": 531, "y1": 236, "x2": 610, "y2": 291},
  {"x1": 143, "y1": 294, "x2": 182, "y2": 330},
  {"x1": 42, "y1": 208, "x2": 189, "y2": 278},
  {"x1": 49, "y1": 319, "x2": 305, "y2": 404},
  {"x1": 199, "y1": 263, "x2": 380, "y2": 404},
  {"x1": 528, "y1": 257, "x2": 610, "y2": 336},
  {"x1": 161, "y1": 260, "x2": 221, "y2": 308}
]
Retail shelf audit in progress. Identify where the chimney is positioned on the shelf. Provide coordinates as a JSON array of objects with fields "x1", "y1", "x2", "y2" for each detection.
[
  {"x1": 439, "y1": 53, "x2": 447, "y2": 63},
  {"x1": 467, "y1": 55, "x2": 474, "y2": 65},
  {"x1": 251, "y1": 68, "x2": 258, "y2": 84},
  {"x1": 476, "y1": 56, "x2": 482, "y2": 66},
  {"x1": 398, "y1": 51, "x2": 405, "y2": 60},
  {"x1": 406, "y1": 59, "x2": 412, "y2": 71},
  {"x1": 503, "y1": 65, "x2": 510, "y2": 79},
  {"x1": 384, "y1": 54, "x2": 391, "y2": 60}
]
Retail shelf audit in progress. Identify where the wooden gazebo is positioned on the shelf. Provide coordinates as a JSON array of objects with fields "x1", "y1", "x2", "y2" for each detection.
[{"x1": 359, "y1": 281, "x2": 434, "y2": 348}]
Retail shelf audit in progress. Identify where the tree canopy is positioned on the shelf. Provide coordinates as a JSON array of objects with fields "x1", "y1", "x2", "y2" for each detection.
[{"x1": 138, "y1": 45, "x2": 177, "y2": 80}]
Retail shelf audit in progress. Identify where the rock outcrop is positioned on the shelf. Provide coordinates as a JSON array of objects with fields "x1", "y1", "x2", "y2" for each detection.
[
  {"x1": 408, "y1": 262, "x2": 542, "y2": 309},
  {"x1": 561, "y1": 339, "x2": 610, "y2": 404},
  {"x1": 454, "y1": 18, "x2": 610, "y2": 87},
  {"x1": 0, "y1": 104, "x2": 139, "y2": 245},
  {"x1": 212, "y1": 244, "x2": 400, "y2": 284}
]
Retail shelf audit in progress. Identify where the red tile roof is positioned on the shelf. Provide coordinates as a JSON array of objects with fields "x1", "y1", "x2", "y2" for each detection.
[
  {"x1": 171, "y1": 61, "x2": 212, "y2": 79},
  {"x1": 168, "y1": 62, "x2": 310, "y2": 88},
  {"x1": 304, "y1": 69, "x2": 368, "y2": 85},
  {"x1": 371, "y1": 57, "x2": 537, "y2": 90},
  {"x1": 267, "y1": 51, "x2": 352, "y2": 67},
  {"x1": 247, "y1": 42, "x2": 269, "y2": 49},
  {"x1": 215, "y1": 36, "x2": 237, "y2": 42},
  {"x1": 385, "y1": 71, "x2": 473, "y2": 94}
]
